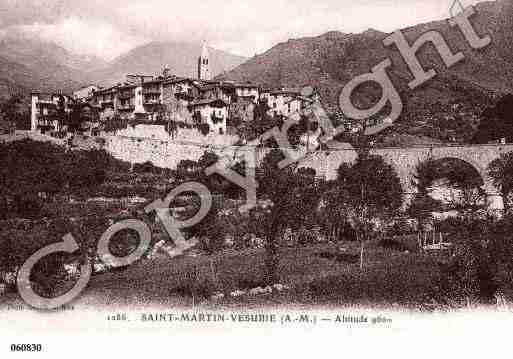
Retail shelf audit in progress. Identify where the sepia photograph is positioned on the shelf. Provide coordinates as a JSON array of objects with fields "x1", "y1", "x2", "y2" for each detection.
[{"x1": 1, "y1": 0, "x2": 513, "y2": 356}]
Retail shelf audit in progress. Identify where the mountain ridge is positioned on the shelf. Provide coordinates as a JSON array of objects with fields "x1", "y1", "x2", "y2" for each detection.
[
  {"x1": 89, "y1": 41, "x2": 248, "y2": 86},
  {"x1": 0, "y1": 37, "x2": 247, "y2": 98},
  {"x1": 218, "y1": 0, "x2": 513, "y2": 143}
]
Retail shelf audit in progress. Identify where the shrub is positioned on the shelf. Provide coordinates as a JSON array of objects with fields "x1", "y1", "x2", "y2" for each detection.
[
  {"x1": 436, "y1": 217, "x2": 513, "y2": 305},
  {"x1": 0, "y1": 140, "x2": 126, "y2": 218},
  {"x1": 94, "y1": 137, "x2": 106, "y2": 146},
  {"x1": 317, "y1": 251, "x2": 359, "y2": 264},
  {"x1": 0, "y1": 219, "x2": 87, "y2": 297},
  {"x1": 379, "y1": 237, "x2": 412, "y2": 252},
  {"x1": 172, "y1": 268, "x2": 216, "y2": 299},
  {"x1": 306, "y1": 255, "x2": 441, "y2": 306},
  {"x1": 133, "y1": 161, "x2": 159, "y2": 174},
  {"x1": 296, "y1": 228, "x2": 319, "y2": 246},
  {"x1": 11, "y1": 194, "x2": 44, "y2": 219},
  {"x1": 438, "y1": 239, "x2": 498, "y2": 304}
]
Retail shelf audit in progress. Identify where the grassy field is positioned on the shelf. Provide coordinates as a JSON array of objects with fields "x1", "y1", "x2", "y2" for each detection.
[{"x1": 31, "y1": 239, "x2": 446, "y2": 310}]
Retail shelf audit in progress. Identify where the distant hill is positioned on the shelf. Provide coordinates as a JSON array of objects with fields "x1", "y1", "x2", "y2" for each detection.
[
  {"x1": 0, "y1": 35, "x2": 106, "y2": 97},
  {"x1": 218, "y1": 0, "x2": 513, "y2": 144},
  {"x1": 0, "y1": 38, "x2": 246, "y2": 99},
  {"x1": 0, "y1": 57, "x2": 34, "y2": 99},
  {"x1": 90, "y1": 41, "x2": 247, "y2": 86}
]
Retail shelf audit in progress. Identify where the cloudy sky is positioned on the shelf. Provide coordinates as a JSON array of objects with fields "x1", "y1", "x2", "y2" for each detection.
[{"x1": 0, "y1": 0, "x2": 484, "y2": 60}]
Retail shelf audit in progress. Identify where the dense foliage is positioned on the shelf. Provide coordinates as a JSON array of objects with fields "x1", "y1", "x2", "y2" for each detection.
[
  {"x1": 488, "y1": 151, "x2": 513, "y2": 213},
  {"x1": 0, "y1": 95, "x2": 29, "y2": 130},
  {"x1": 324, "y1": 154, "x2": 403, "y2": 246},
  {"x1": 0, "y1": 139, "x2": 127, "y2": 219},
  {"x1": 473, "y1": 94, "x2": 513, "y2": 144}
]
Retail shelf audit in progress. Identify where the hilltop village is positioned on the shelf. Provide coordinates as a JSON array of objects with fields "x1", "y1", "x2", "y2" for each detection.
[{"x1": 29, "y1": 43, "x2": 315, "y2": 147}]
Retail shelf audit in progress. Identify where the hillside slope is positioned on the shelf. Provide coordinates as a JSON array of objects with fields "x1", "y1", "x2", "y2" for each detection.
[
  {"x1": 90, "y1": 42, "x2": 247, "y2": 86},
  {"x1": 219, "y1": 0, "x2": 513, "y2": 143},
  {"x1": 0, "y1": 36, "x2": 105, "y2": 96}
]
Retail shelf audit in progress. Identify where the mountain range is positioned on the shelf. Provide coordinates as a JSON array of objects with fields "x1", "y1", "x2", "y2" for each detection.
[
  {"x1": 218, "y1": 0, "x2": 513, "y2": 144},
  {"x1": 2, "y1": 0, "x2": 513, "y2": 143},
  {"x1": 0, "y1": 35, "x2": 107, "y2": 97},
  {"x1": 89, "y1": 42, "x2": 247, "y2": 87},
  {"x1": 0, "y1": 37, "x2": 247, "y2": 99}
]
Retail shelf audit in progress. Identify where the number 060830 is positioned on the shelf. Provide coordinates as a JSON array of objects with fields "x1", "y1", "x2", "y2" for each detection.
[{"x1": 10, "y1": 344, "x2": 42, "y2": 352}]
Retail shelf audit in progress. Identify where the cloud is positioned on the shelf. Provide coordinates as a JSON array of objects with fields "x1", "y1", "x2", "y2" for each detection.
[
  {"x1": 0, "y1": 0, "x2": 485, "y2": 59},
  {"x1": 4, "y1": 18, "x2": 147, "y2": 60}
]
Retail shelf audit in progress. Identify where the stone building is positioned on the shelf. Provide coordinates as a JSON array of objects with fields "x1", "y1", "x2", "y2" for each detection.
[
  {"x1": 260, "y1": 88, "x2": 304, "y2": 118},
  {"x1": 29, "y1": 43, "x2": 275, "y2": 141},
  {"x1": 30, "y1": 92, "x2": 73, "y2": 134},
  {"x1": 188, "y1": 99, "x2": 228, "y2": 135},
  {"x1": 73, "y1": 85, "x2": 99, "y2": 102},
  {"x1": 229, "y1": 97, "x2": 256, "y2": 124}
]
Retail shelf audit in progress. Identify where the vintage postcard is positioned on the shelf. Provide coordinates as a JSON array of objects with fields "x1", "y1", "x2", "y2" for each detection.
[{"x1": 1, "y1": 0, "x2": 513, "y2": 356}]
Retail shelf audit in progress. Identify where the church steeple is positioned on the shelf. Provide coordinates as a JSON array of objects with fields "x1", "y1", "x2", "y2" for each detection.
[{"x1": 198, "y1": 42, "x2": 211, "y2": 81}]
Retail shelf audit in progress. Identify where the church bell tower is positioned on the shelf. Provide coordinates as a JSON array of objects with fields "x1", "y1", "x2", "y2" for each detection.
[{"x1": 198, "y1": 42, "x2": 211, "y2": 81}]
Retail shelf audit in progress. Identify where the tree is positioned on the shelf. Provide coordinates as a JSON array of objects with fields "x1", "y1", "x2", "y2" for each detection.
[
  {"x1": 488, "y1": 152, "x2": 513, "y2": 213},
  {"x1": 407, "y1": 194, "x2": 442, "y2": 231},
  {"x1": 0, "y1": 94, "x2": 28, "y2": 131},
  {"x1": 409, "y1": 157, "x2": 485, "y2": 220},
  {"x1": 48, "y1": 94, "x2": 68, "y2": 132},
  {"x1": 488, "y1": 151, "x2": 513, "y2": 214},
  {"x1": 473, "y1": 94, "x2": 513, "y2": 144},
  {"x1": 0, "y1": 139, "x2": 66, "y2": 213},
  {"x1": 325, "y1": 154, "x2": 403, "y2": 269},
  {"x1": 187, "y1": 197, "x2": 224, "y2": 253},
  {"x1": 175, "y1": 159, "x2": 201, "y2": 182},
  {"x1": 103, "y1": 114, "x2": 128, "y2": 133},
  {"x1": 0, "y1": 140, "x2": 116, "y2": 218},
  {"x1": 256, "y1": 149, "x2": 323, "y2": 284},
  {"x1": 69, "y1": 103, "x2": 99, "y2": 134},
  {"x1": 197, "y1": 151, "x2": 229, "y2": 194},
  {"x1": 238, "y1": 103, "x2": 281, "y2": 143},
  {"x1": 408, "y1": 159, "x2": 443, "y2": 230},
  {"x1": 253, "y1": 99, "x2": 270, "y2": 122}
]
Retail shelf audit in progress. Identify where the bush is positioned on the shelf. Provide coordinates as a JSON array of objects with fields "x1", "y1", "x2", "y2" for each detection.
[
  {"x1": 133, "y1": 161, "x2": 164, "y2": 174},
  {"x1": 94, "y1": 137, "x2": 106, "y2": 146},
  {"x1": 438, "y1": 240, "x2": 499, "y2": 304},
  {"x1": 296, "y1": 228, "x2": 319, "y2": 246},
  {"x1": 436, "y1": 217, "x2": 513, "y2": 305},
  {"x1": 172, "y1": 268, "x2": 217, "y2": 299},
  {"x1": 0, "y1": 219, "x2": 85, "y2": 297},
  {"x1": 306, "y1": 255, "x2": 441, "y2": 306},
  {"x1": 386, "y1": 217, "x2": 416, "y2": 236},
  {"x1": 0, "y1": 140, "x2": 126, "y2": 218},
  {"x1": 11, "y1": 194, "x2": 44, "y2": 219},
  {"x1": 29, "y1": 252, "x2": 73, "y2": 298},
  {"x1": 379, "y1": 237, "x2": 412, "y2": 252}
]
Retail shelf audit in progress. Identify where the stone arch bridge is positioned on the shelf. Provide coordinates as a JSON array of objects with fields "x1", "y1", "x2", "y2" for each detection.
[
  {"x1": 297, "y1": 143, "x2": 513, "y2": 210},
  {"x1": 105, "y1": 136, "x2": 513, "y2": 209}
]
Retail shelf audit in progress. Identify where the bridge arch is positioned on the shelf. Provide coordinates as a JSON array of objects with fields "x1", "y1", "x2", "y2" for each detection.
[
  {"x1": 380, "y1": 149, "x2": 503, "y2": 211},
  {"x1": 429, "y1": 149, "x2": 494, "y2": 194},
  {"x1": 409, "y1": 156, "x2": 485, "y2": 204},
  {"x1": 252, "y1": 143, "x2": 512, "y2": 211}
]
